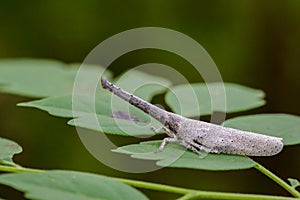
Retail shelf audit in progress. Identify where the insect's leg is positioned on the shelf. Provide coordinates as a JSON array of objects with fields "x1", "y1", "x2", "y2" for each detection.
[
  {"x1": 155, "y1": 127, "x2": 178, "y2": 152},
  {"x1": 151, "y1": 126, "x2": 164, "y2": 133},
  {"x1": 151, "y1": 126, "x2": 174, "y2": 137},
  {"x1": 180, "y1": 140, "x2": 221, "y2": 155},
  {"x1": 179, "y1": 140, "x2": 203, "y2": 156},
  {"x1": 157, "y1": 137, "x2": 178, "y2": 152},
  {"x1": 190, "y1": 140, "x2": 215, "y2": 153}
]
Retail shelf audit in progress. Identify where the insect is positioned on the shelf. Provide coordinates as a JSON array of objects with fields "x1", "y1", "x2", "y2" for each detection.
[{"x1": 101, "y1": 77, "x2": 283, "y2": 156}]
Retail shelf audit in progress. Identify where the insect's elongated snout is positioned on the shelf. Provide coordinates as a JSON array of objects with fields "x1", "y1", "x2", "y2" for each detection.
[
  {"x1": 100, "y1": 77, "x2": 172, "y2": 124},
  {"x1": 101, "y1": 76, "x2": 110, "y2": 90}
]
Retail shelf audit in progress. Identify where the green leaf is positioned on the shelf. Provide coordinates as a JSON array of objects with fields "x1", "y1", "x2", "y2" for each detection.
[
  {"x1": 0, "y1": 58, "x2": 111, "y2": 97},
  {"x1": 113, "y1": 141, "x2": 255, "y2": 171},
  {"x1": 223, "y1": 114, "x2": 300, "y2": 146},
  {"x1": 0, "y1": 170, "x2": 148, "y2": 200},
  {"x1": 288, "y1": 178, "x2": 300, "y2": 188},
  {"x1": 19, "y1": 94, "x2": 161, "y2": 136},
  {"x1": 18, "y1": 94, "x2": 108, "y2": 118},
  {"x1": 18, "y1": 70, "x2": 171, "y2": 135},
  {"x1": 165, "y1": 82, "x2": 265, "y2": 117},
  {"x1": 0, "y1": 138, "x2": 22, "y2": 166}
]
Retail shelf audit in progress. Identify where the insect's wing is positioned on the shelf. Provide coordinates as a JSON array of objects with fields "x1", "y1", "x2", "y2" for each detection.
[{"x1": 179, "y1": 119, "x2": 283, "y2": 156}]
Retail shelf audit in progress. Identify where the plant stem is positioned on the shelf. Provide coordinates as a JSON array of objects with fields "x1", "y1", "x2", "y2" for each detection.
[
  {"x1": 0, "y1": 165, "x2": 42, "y2": 173},
  {"x1": 0, "y1": 164, "x2": 298, "y2": 200},
  {"x1": 253, "y1": 161, "x2": 300, "y2": 198},
  {"x1": 176, "y1": 193, "x2": 198, "y2": 200},
  {"x1": 115, "y1": 177, "x2": 297, "y2": 200},
  {"x1": 175, "y1": 191, "x2": 296, "y2": 200}
]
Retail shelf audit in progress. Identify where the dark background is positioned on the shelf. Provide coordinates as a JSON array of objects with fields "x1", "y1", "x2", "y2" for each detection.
[{"x1": 0, "y1": 1, "x2": 299, "y2": 199}]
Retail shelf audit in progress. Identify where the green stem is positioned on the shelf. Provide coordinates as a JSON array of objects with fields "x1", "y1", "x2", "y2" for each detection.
[
  {"x1": 0, "y1": 164, "x2": 298, "y2": 200},
  {"x1": 0, "y1": 165, "x2": 43, "y2": 173},
  {"x1": 177, "y1": 193, "x2": 198, "y2": 200},
  {"x1": 176, "y1": 192, "x2": 296, "y2": 200},
  {"x1": 253, "y1": 161, "x2": 300, "y2": 198},
  {"x1": 114, "y1": 177, "x2": 296, "y2": 200}
]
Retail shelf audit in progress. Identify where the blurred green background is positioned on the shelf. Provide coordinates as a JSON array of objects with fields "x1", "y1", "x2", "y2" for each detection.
[{"x1": 0, "y1": 1, "x2": 299, "y2": 199}]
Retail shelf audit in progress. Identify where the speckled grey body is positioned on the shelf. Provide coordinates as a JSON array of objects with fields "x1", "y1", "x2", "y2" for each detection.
[{"x1": 101, "y1": 77, "x2": 283, "y2": 156}]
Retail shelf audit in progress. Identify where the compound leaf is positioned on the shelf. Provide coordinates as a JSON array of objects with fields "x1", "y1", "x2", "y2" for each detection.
[{"x1": 0, "y1": 170, "x2": 148, "y2": 200}]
